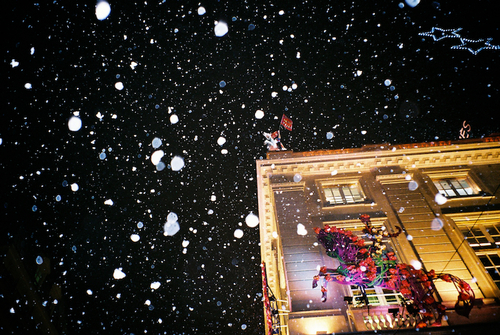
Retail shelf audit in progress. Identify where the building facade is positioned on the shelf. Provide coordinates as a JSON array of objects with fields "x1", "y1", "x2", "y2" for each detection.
[{"x1": 257, "y1": 136, "x2": 500, "y2": 334}]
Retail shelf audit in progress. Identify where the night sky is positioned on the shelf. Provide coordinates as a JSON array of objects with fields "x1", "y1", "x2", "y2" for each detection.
[{"x1": 3, "y1": 1, "x2": 500, "y2": 334}]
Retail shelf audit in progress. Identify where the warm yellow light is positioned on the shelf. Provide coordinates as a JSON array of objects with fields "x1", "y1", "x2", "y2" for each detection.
[{"x1": 289, "y1": 315, "x2": 347, "y2": 335}]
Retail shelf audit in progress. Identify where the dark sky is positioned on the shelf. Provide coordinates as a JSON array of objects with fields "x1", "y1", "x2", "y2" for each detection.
[{"x1": 2, "y1": 1, "x2": 499, "y2": 334}]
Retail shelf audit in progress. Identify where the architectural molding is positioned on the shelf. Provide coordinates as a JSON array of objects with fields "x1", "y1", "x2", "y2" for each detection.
[
  {"x1": 261, "y1": 139, "x2": 500, "y2": 178},
  {"x1": 257, "y1": 136, "x2": 500, "y2": 334}
]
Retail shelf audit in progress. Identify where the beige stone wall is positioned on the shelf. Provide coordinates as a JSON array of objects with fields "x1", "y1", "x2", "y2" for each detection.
[{"x1": 257, "y1": 138, "x2": 500, "y2": 333}]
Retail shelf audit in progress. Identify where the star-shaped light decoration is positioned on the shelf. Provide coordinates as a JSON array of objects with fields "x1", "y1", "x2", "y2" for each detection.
[
  {"x1": 485, "y1": 39, "x2": 500, "y2": 51},
  {"x1": 418, "y1": 27, "x2": 463, "y2": 41},
  {"x1": 451, "y1": 37, "x2": 500, "y2": 55}
]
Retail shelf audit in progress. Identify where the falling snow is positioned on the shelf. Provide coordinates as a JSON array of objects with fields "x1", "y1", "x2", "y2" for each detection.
[
  {"x1": 4, "y1": 1, "x2": 500, "y2": 334},
  {"x1": 68, "y1": 116, "x2": 82, "y2": 132},
  {"x1": 170, "y1": 156, "x2": 185, "y2": 171},
  {"x1": 113, "y1": 268, "x2": 126, "y2": 280},
  {"x1": 245, "y1": 213, "x2": 259, "y2": 228},
  {"x1": 95, "y1": 1, "x2": 111, "y2": 21},
  {"x1": 214, "y1": 21, "x2": 229, "y2": 37},
  {"x1": 435, "y1": 193, "x2": 448, "y2": 205}
]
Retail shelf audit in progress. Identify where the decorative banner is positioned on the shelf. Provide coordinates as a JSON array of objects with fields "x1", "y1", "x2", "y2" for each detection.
[
  {"x1": 280, "y1": 114, "x2": 293, "y2": 131},
  {"x1": 261, "y1": 262, "x2": 273, "y2": 335}
]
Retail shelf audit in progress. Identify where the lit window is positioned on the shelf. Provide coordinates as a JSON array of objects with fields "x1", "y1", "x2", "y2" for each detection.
[
  {"x1": 433, "y1": 178, "x2": 478, "y2": 198},
  {"x1": 459, "y1": 222, "x2": 500, "y2": 249},
  {"x1": 460, "y1": 223, "x2": 500, "y2": 289},
  {"x1": 485, "y1": 224, "x2": 500, "y2": 244},
  {"x1": 448, "y1": 214, "x2": 500, "y2": 295},
  {"x1": 460, "y1": 226, "x2": 492, "y2": 248},
  {"x1": 324, "y1": 184, "x2": 365, "y2": 205},
  {"x1": 478, "y1": 253, "x2": 500, "y2": 290},
  {"x1": 350, "y1": 286, "x2": 403, "y2": 307}
]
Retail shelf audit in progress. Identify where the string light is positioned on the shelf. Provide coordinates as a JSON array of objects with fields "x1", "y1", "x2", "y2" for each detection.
[{"x1": 419, "y1": 27, "x2": 500, "y2": 55}]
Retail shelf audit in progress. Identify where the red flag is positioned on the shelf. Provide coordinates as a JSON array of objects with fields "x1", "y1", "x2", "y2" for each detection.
[{"x1": 280, "y1": 114, "x2": 293, "y2": 131}]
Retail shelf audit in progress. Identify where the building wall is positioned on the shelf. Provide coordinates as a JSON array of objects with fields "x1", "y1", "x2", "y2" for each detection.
[{"x1": 257, "y1": 137, "x2": 500, "y2": 334}]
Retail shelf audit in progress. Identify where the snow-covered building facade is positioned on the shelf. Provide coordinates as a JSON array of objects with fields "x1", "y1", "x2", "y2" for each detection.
[{"x1": 257, "y1": 136, "x2": 500, "y2": 334}]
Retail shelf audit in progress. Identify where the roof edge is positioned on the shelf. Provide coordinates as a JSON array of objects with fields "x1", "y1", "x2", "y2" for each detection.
[{"x1": 266, "y1": 134, "x2": 500, "y2": 159}]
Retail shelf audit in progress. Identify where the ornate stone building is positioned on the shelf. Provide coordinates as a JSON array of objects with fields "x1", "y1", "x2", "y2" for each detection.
[{"x1": 257, "y1": 136, "x2": 500, "y2": 334}]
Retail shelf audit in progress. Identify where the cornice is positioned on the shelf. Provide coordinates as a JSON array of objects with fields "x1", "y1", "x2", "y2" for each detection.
[{"x1": 257, "y1": 140, "x2": 500, "y2": 177}]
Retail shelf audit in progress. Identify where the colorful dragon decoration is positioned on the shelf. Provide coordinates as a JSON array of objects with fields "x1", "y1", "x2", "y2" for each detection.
[{"x1": 312, "y1": 214, "x2": 475, "y2": 327}]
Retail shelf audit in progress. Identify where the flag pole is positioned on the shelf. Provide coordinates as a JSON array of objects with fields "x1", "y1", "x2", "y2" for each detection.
[{"x1": 277, "y1": 122, "x2": 285, "y2": 150}]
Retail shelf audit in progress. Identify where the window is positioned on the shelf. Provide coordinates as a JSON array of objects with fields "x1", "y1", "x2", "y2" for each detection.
[
  {"x1": 459, "y1": 221, "x2": 500, "y2": 290},
  {"x1": 433, "y1": 178, "x2": 479, "y2": 198},
  {"x1": 317, "y1": 177, "x2": 369, "y2": 207},
  {"x1": 460, "y1": 225, "x2": 493, "y2": 248},
  {"x1": 458, "y1": 221, "x2": 500, "y2": 249},
  {"x1": 447, "y1": 212, "x2": 500, "y2": 295},
  {"x1": 324, "y1": 184, "x2": 365, "y2": 205},
  {"x1": 485, "y1": 224, "x2": 500, "y2": 244},
  {"x1": 478, "y1": 253, "x2": 500, "y2": 290},
  {"x1": 350, "y1": 286, "x2": 403, "y2": 307}
]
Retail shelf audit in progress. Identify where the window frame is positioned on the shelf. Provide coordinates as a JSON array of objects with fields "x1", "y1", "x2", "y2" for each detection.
[
  {"x1": 427, "y1": 169, "x2": 482, "y2": 200},
  {"x1": 447, "y1": 211, "x2": 500, "y2": 295},
  {"x1": 323, "y1": 184, "x2": 364, "y2": 205},
  {"x1": 459, "y1": 224, "x2": 496, "y2": 249},
  {"x1": 433, "y1": 178, "x2": 479, "y2": 198},
  {"x1": 476, "y1": 251, "x2": 500, "y2": 290},
  {"x1": 349, "y1": 285, "x2": 404, "y2": 307},
  {"x1": 317, "y1": 177, "x2": 369, "y2": 207}
]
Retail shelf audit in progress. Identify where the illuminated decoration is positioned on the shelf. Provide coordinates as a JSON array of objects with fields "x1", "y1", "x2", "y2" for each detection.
[
  {"x1": 451, "y1": 37, "x2": 500, "y2": 55},
  {"x1": 263, "y1": 114, "x2": 291, "y2": 151},
  {"x1": 312, "y1": 214, "x2": 475, "y2": 328},
  {"x1": 263, "y1": 131, "x2": 286, "y2": 151},
  {"x1": 261, "y1": 262, "x2": 273, "y2": 335},
  {"x1": 459, "y1": 120, "x2": 471, "y2": 139},
  {"x1": 418, "y1": 27, "x2": 463, "y2": 41},
  {"x1": 419, "y1": 27, "x2": 500, "y2": 55}
]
